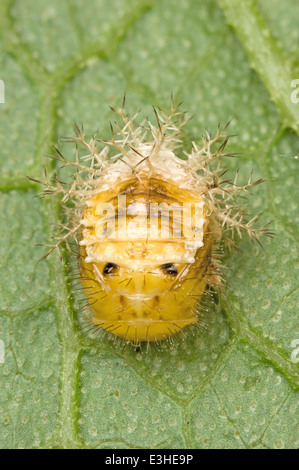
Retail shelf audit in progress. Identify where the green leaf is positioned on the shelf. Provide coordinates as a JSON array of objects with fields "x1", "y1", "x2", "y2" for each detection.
[{"x1": 0, "y1": 0, "x2": 298, "y2": 449}]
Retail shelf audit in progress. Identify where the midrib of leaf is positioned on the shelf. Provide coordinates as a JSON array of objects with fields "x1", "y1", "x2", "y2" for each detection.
[{"x1": 218, "y1": 0, "x2": 299, "y2": 135}]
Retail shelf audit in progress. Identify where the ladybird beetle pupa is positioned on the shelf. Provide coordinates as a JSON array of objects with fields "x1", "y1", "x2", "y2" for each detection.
[{"x1": 32, "y1": 98, "x2": 273, "y2": 344}]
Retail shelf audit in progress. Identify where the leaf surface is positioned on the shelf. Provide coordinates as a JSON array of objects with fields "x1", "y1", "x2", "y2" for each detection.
[{"x1": 0, "y1": 0, "x2": 298, "y2": 449}]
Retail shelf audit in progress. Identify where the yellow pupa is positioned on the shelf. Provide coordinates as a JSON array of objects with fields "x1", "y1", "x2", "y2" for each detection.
[
  {"x1": 79, "y1": 177, "x2": 213, "y2": 342},
  {"x1": 35, "y1": 99, "x2": 272, "y2": 344}
]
